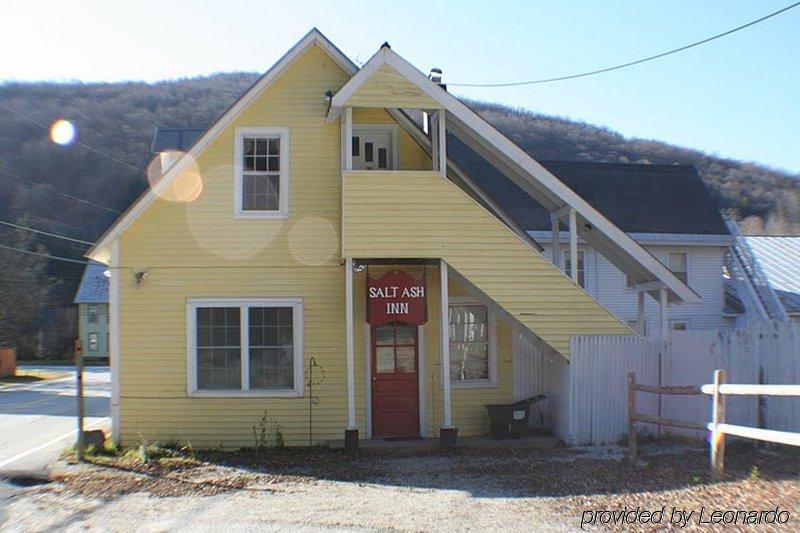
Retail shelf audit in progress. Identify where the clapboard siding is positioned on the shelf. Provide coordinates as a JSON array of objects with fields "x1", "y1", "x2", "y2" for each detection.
[
  {"x1": 343, "y1": 171, "x2": 630, "y2": 357},
  {"x1": 344, "y1": 64, "x2": 440, "y2": 109},
  {"x1": 541, "y1": 243, "x2": 731, "y2": 332}
]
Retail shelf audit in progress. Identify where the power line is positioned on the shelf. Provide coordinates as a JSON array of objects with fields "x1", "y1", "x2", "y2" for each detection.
[
  {"x1": 0, "y1": 243, "x2": 89, "y2": 265},
  {"x1": 0, "y1": 219, "x2": 94, "y2": 245},
  {"x1": 449, "y1": 2, "x2": 800, "y2": 87},
  {"x1": 0, "y1": 168, "x2": 121, "y2": 214},
  {"x1": 0, "y1": 102, "x2": 147, "y2": 175}
]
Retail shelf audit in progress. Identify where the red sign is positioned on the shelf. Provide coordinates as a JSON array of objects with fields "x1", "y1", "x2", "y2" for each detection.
[{"x1": 367, "y1": 269, "x2": 427, "y2": 326}]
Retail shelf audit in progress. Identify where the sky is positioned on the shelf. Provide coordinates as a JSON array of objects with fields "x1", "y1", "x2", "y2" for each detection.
[{"x1": 1, "y1": 0, "x2": 799, "y2": 174}]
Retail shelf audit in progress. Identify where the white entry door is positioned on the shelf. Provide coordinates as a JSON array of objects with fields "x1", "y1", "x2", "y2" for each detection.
[{"x1": 353, "y1": 129, "x2": 394, "y2": 170}]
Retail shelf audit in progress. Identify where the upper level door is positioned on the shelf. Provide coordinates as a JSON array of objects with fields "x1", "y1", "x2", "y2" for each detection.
[{"x1": 353, "y1": 129, "x2": 394, "y2": 170}]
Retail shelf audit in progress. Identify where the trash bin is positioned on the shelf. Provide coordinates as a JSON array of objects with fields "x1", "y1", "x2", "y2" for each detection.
[{"x1": 485, "y1": 394, "x2": 547, "y2": 438}]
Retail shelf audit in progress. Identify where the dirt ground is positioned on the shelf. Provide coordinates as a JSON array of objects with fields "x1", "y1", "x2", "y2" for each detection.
[{"x1": 1, "y1": 442, "x2": 798, "y2": 531}]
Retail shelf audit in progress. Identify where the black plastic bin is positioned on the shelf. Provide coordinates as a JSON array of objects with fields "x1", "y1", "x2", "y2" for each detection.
[{"x1": 485, "y1": 394, "x2": 547, "y2": 438}]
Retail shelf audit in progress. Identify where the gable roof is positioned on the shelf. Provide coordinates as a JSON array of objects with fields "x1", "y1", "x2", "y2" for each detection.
[
  {"x1": 87, "y1": 28, "x2": 357, "y2": 263},
  {"x1": 327, "y1": 46, "x2": 699, "y2": 304},
  {"x1": 74, "y1": 261, "x2": 109, "y2": 304},
  {"x1": 447, "y1": 142, "x2": 729, "y2": 235},
  {"x1": 742, "y1": 236, "x2": 800, "y2": 314}
]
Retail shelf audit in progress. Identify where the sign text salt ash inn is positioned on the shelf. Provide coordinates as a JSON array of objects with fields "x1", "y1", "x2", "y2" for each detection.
[{"x1": 367, "y1": 269, "x2": 428, "y2": 325}]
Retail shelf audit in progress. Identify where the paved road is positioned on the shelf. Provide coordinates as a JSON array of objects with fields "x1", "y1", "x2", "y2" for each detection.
[{"x1": 0, "y1": 366, "x2": 109, "y2": 476}]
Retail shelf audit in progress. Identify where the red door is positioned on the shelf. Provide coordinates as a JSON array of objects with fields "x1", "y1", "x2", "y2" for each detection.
[{"x1": 371, "y1": 322, "x2": 420, "y2": 438}]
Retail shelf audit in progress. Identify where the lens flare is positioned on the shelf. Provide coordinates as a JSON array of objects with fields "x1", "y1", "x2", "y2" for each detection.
[
  {"x1": 49, "y1": 119, "x2": 77, "y2": 145},
  {"x1": 146, "y1": 151, "x2": 203, "y2": 203},
  {"x1": 289, "y1": 216, "x2": 338, "y2": 266}
]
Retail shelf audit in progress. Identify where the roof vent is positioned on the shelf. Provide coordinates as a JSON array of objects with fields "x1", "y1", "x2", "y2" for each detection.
[
  {"x1": 381, "y1": 41, "x2": 391, "y2": 49},
  {"x1": 429, "y1": 68, "x2": 442, "y2": 84}
]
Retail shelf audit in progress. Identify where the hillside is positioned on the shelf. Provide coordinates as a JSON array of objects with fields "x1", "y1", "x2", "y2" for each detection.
[{"x1": 1, "y1": 72, "x2": 799, "y2": 355}]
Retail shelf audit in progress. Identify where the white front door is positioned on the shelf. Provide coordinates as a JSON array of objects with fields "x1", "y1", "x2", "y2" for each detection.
[{"x1": 353, "y1": 130, "x2": 394, "y2": 170}]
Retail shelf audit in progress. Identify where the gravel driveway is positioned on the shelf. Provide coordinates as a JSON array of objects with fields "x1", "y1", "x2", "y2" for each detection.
[{"x1": 2, "y1": 443, "x2": 797, "y2": 531}]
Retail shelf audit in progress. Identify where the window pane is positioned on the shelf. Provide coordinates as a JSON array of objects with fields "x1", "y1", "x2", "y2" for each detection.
[
  {"x1": 248, "y1": 307, "x2": 294, "y2": 390},
  {"x1": 450, "y1": 343, "x2": 489, "y2": 381},
  {"x1": 376, "y1": 346, "x2": 394, "y2": 373},
  {"x1": 244, "y1": 138, "x2": 254, "y2": 155},
  {"x1": 668, "y1": 253, "x2": 687, "y2": 272},
  {"x1": 88, "y1": 333, "x2": 98, "y2": 351},
  {"x1": 375, "y1": 324, "x2": 394, "y2": 346},
  {"x1": 394, "y1": 324, "x2": 414, "y2": 345},
  {"x1": 255, "y1": 138, "x2": 268, "y2": 155},
  {"x1": 395, "y1": 346, "x2": 415, "y2": 373},
  {"x1": 242, "y1": 176, "x2": 279, "y2": 211},
  {"x1": 378, "y1": 148, "x2": 387, "y2": 168},
  {"x1": 448, "y1": 304, "x2": 490, "y2": 381},
  {"x1": 197, "y1": 307, "x2": 241, "y2": 390},
  {"x1": 352, "y1": 136, "x2": 360, "y2": 157},
  {"x1": 255, "y1": 156, "x2": 267, "y2": 171},
  {"x1": 365, "y1": 142, "x2": 373, "y2": 162},
  {"x1": 268, "y1": 137, "x2": 280, "y2": 156}
]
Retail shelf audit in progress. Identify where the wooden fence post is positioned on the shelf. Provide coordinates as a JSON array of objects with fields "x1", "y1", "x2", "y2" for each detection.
[
  {"x1": 711, "y1": 368, "x2": 726, "y2": 480},
  {"x1": 628, "y1": 372, "x2": 637, "y2": 460}
]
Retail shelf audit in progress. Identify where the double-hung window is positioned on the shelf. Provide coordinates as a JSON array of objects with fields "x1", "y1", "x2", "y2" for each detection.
[
  {"x1": 234, "y1": 127, "x2": 289, "y2": 218},
  {"x1": 88, "y1": 304, "x2": 99, "y2": 324},
  {"x1": 187, "y1": 298, "x2": 303, "y2": 396},
  {"x1": 667, "y1": 252, "x2": 689, "y2": 285},
  {"x1": 88, "y1": 332, "x2": 99, "y2": 351},
  {"x1": 448, "y1": 299, "x2": 496, "y2": 387},
  {"x1": 563, "y1": 250, "x2": 586, "y2": 288}
]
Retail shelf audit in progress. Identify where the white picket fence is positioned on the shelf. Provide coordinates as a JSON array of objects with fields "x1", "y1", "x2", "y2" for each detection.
[{"x1": 567, "y1": 321, "x2": 800, "y2": 445}]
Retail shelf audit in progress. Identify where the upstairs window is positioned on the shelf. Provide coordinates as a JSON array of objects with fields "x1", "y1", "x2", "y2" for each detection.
[
  {"x1": 667, "y1": 252, "x2": 689, "y2": 285},
  {"x1": 88, "y1": 304, "x2": 99, "y2": 323},
  {"x1": 234, "y1": 127, "x2": 289, "y2": 218}
]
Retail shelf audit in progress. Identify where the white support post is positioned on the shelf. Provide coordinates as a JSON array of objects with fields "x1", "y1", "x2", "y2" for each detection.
[
  {"x1": 551, "y1": 215, "x2": 561, "y2": 270},
  {"x1": 659, "y1": 286, "x2": 669, "y2": 339},
  {"x1": 431, "y1": 111, "x2": 440, "y2": 171},
  {"x1": 568, "y1": 208, "x2": 578, "y2": 283},
  {"x1": 343, "y1": 107, "x2": 353, "y2": 171},
  {"x1": 345, "y1": 257, "x2": 356, "y2": 430},
  {"x1": 439, "y1": 259, "x2": 453, "y2": 429},
  {"x1": 438, "y1": 110, "x2": 447, "y2": 176},
  {"x1": 637, "y1": 290, "x2": 645, "y2": 336}
]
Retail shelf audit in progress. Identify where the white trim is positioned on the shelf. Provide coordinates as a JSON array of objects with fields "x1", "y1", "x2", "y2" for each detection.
[
  {"x1": 448, "y1": 296, "x2": 498, "y2": 389},
  {"x1": 437, "y1": 110, "x2": 446, "y2": 176},
  {"x1": 345, "y1": 258, "x2": 356, "y2": 429},
  {"x1": 439, "y1": 260, "x2": 453, "y2": 428},
  {"x1": 328, "y1": 46, "x2": 699, "y2": 304},
  {"x1": 418, "y1": 324, "x2": 427, "y2": 438},
  {"x1": 88, "y1": 28, "x2": 357, "y2": 261},
  {"x1": 352, "y1": 123, "x2": 399, "y2": 170},
  {"x1": 343, "y1": 108, "x2": 353, "y2": 171},
  {"x1": 364, "y1": 323, "x2": 372, "y2": 438},
  {"x1": 233, "y1": 126, "x2": 290, "y2": 219},
  {"x1": 109, "y1": 239, "x2": 121, "y2": 443},
  {"x1": 186, "y1": 297, "x2": 304, "y2": 397}
]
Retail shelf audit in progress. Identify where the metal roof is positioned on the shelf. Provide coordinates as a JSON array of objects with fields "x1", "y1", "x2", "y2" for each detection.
[
  {"x1": 448, "y1": 138, "x2": 730, "y2": 236},
  {"x1": 74, "y1": 261, "x2": 109, "y2": 303},
  {"x1": 151, "y1": 127, "x2": 205, "y2": 153},
  {"x1": 742, "y1": 236, "x2": 800, "y2": 314}
]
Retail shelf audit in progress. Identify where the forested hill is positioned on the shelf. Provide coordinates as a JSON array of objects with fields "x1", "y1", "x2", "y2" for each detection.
[{"x1": 1, "y1": 72, "x2": 799, "y2": 356}]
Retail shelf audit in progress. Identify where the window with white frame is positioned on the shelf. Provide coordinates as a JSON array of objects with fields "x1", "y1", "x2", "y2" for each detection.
[
  {"x1": 667, "y1": 252, "x2": 689, "y2": 285},
  {"x1": 563, "y1": 250, "x2": 586, "y2": 288},
  {"x1": 234, "y1": 127, "x2": 289, "y2": 217},
  {"x1": 188, "y1": 298, "x2": 303, "y2": 395},
  {"x1": 88, "y1": 304, "x2": 99, "y2": 324},
  {"x1": 88, "y1": 332, "x2": 99, "y2": 351},
  {"x1": 448, "y1": 301, "x2": 495, "y2": 385}
]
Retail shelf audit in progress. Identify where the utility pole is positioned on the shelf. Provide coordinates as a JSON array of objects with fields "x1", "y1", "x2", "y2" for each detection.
[{"x1": 74, "y1": 339, "x2": 85, "y2": 461}]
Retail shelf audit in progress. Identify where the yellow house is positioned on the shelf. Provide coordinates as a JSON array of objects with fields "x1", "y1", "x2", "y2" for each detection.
[{"x1": 88, "y1": 29, "x2": 698, "y2": 449}]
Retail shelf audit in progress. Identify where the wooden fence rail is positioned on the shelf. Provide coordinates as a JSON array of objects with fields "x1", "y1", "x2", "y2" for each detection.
[
  {"x1": 627, "y1": 373, "x2": 704, "y2": 459},
  {"x1": 703, "y1": 369, "x2": 800, "y2": 479}
]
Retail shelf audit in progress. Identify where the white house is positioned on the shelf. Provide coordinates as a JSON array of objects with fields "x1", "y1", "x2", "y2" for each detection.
[{"x1": 446, "y1": 147, "x2": 736, "y2": 336}]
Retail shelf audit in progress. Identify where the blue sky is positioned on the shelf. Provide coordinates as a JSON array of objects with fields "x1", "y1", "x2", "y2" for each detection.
[{"x1": 2, "y1": 0, "x2": 799, "y2": 174}]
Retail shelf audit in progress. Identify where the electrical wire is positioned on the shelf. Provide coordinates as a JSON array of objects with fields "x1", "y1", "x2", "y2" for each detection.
[
  {"x1": 449, "y1": 2, "x2": 800, "y2": 87},
  {"x1": 0, "y1": 219, "x2": 94, "y2": 245},
  {"x1": 0, "y1": 168, "x2": 121, "y2": 214},
  {"x1": 0, "y1": 243, "x2": 89, "y2": 265}
]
